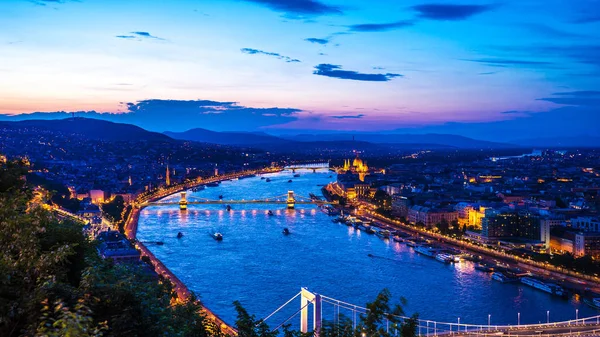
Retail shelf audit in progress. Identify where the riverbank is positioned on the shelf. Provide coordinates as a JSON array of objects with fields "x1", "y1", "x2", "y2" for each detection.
[{"x1": 124, "y1": 168, "x2": 282, "y2": 335}]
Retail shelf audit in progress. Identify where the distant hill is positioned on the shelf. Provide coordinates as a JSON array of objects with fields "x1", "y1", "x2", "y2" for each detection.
[
  {"x1": 0, "y1": 118, "x2": 172, "y2": 142},
  {"x1": 280, "y1": 133, "x2": 514, "y2": 149},
  {"x1": 164, "y1": 128, "x2": 289, "y2": 146},
  {"x1": 512, "y1": 136, "x2": 600, "y2": 148}
]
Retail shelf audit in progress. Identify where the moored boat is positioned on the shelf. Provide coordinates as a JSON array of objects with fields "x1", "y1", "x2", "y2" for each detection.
[
  {"x1": 491, "y1": 272, "x2": 519, "y2": 283},
  {"x1": 435, "y1": 253, "x2": 454, "y2": 264},
  {"x1": 376, "y1": 229, "x2": 391, "y2": 239},
  {"x1": 414, "y1": 245, "x2": 436, "y2": 257},
  {"x1": 521, "y1": 277, "x2": 566, "y2": 297}
]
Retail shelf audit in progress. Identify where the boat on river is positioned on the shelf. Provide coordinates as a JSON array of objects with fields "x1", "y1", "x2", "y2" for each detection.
[
  {"x1": 293, "y1": 174, "x2": 301, "y2": 177},
  {"x1": 521, "y1": 277, "x2": 566, "y2": 297},
  {"x1": 266, "y1": 178, "x2": 271, "y2": 182},
  {"x1": 376, "y1": 229, "x2": 391, "y2": 239},
  {"x1": 491, "y1": 272, "x2": 519, "y2": 283},
  {"x1": 177, "y1": 232, "x2": 183, "y2": 239},
  {"x1": 268, "y1": 210, "x2": 274, "y2": 216},
  {"x1": 206, "y1": 182, "x2": 219, "y2": 187},
  {"x1": 414, "y1": 246, "x2": 437, "y2": 257},
  {"x1": 282, "y1": 228, "x2": 290, "y2": 235},
  {"x1": 475, "y1": 263, "x2": 494, "y2": 272},
  {"x1": 435, "y1": 253, "x2": 454, "y2": 264},
  {"x1": 211, "y1": 232, "x2": 223, "y2": 241}
]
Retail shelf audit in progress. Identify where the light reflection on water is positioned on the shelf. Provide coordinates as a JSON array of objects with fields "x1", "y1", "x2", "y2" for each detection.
[{"x1": 138, "y1": 170, "x2": 596, "y2": 328}]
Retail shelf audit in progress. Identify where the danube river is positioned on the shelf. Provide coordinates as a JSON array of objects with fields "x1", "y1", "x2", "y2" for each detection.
[{"x1": 138, "y1": 170, "x2": 596, "y2": 328}]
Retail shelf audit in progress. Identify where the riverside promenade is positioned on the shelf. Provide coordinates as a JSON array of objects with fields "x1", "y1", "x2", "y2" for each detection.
[{"x1": 124, "y1": 167, "x2": 282, "y2": 336}]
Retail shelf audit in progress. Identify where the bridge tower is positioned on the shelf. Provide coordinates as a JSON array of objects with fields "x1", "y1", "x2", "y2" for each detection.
[
  {"x1": 287, "y1": 190, "x2": 295, "y2": 209},
  {"x1": 300, "y1": 288, "x2": 322, "y2": 336},
  {"x1": 179, "y1": 192, "x2": 188, "y2": 211}
]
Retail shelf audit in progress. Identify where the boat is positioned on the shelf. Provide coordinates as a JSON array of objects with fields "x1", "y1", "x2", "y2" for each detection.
[
  {"x1": 288, "y1": 179, "x2": 293, "y2": 183},
  {"x1": 219, "y1": 194, "x2": 224, "y2": 199},
  {"x1": 282, "y1": 228, "x2": 290, "y2": 235},
  {"x1": 266, "y1": 178, "x2": 271, "y2": 182},
  {"x1": 191, "y1": 186, "x2": 205, "y2": 192},
  {"x1": 376, "y1": 229, "x2": 391, "y2": 239},
  {"x1": 584, "y1": 298, "x2": 600, "y2": 310},
  {"x1": 268, "y1": 210, "x2": 274, "y2": 216},
  {"x1": 475, "y1": 263, "x2": 494, "y2": 272},
  {"x1": 293, "y1": 174, "x2": 300, "y2": 177},
  {"x1": 206, "y1": 182, "x2": 219, "y2": 187},
  {"x1": 363, "y1": 225, "x2": 375, "y2": 234},
  {"x1": 491, "y1": 272, "x2": 519, "y2": 283},
  {"x1": 177, "y1": 232, "x2": 183, "y2": 239},
  {"x1": 226, "y1": 205, "x2": 232, "y2": 211},
  {"x1": 414, "y1": 246, "x2": 436, "y2": 257},
  {"x1": 261, "y1": 177, "x2": 266, "y2": 180},
  {"x1": 521, "y1": 277, "x2": 566, "y2": 296},
  {"x1": 211, "y1": 232, "x2": 223, "y2": 241},
  {"x1": 405, "y1": 240, "x2": 417, "y2": 247},
  {"x1": 392, "y1": 235, "x2": 404, "y2": 243},
  {"x1": 435, "y1": 253, "x2": 454, "y2": 264},
  {"x1": 156, "y1": 241, "x2": 164, "y2": 246}
]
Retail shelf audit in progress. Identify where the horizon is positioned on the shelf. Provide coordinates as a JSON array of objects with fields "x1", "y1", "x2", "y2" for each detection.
[{"x1": 1, "y1": 0, "x2": 599, "y2": 141}]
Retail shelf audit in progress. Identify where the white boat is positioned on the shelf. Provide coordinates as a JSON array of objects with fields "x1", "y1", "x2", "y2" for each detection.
[
  {"x1": 414, "y1": 246, "x2": 436, "y2": 257},
  {"x1": 376, "y1": 229, "x2": 391, "y2": 238},
  {"x1": 521, "y1": 277, "x2": 565, "y2": 296},
  {"x1": 435, "y1": 254, "x2": 453, "y2": 263},
  {"x1": 492, "y1": 272, "x2": 519, "y2": 283}
]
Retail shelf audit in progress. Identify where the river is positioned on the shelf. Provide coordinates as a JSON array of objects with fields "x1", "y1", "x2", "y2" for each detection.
[{"x1": 137, "y1": 170, "x2": 596, "y2": 329}]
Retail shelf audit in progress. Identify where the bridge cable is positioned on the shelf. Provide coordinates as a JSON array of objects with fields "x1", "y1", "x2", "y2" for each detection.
[
  {"x1": 258, "y1": 291, "x2": 302, "y2": 326},
  {"x1": 271, "y1": 300, "x2": 312, "y2": 333}
]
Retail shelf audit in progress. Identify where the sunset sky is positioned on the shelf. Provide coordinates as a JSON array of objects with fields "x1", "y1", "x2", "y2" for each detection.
[{"x1": 1, "y1": 0, "x2": 599, "y2": 140}]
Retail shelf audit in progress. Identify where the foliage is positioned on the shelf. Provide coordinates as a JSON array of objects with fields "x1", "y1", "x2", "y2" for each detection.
[{"x1": 102, "y1": 195, "x2": 125, "y2": 223}]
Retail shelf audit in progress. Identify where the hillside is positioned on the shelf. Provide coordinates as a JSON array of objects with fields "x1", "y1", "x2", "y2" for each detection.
[
  {"x1": 164, "y1": 128, "x2": 289, "y2": 145},
  {"x1": 0, "y1": 118, "x2": 173, "y2": 142}
]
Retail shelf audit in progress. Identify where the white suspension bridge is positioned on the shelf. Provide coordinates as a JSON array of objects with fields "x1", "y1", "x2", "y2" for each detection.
[{"x1": 259, "y1": 288, "x2": 600, "y2": 337}]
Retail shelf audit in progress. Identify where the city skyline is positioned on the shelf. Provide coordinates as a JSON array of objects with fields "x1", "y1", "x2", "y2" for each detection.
[{"x1": 1, "y1": 0, "x2": 599, "y2": 140}]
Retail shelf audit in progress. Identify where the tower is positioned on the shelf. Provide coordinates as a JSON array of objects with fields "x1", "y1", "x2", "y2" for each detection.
[{"x1": 166, "y1": 165, "x2": 171, "y2": 186}]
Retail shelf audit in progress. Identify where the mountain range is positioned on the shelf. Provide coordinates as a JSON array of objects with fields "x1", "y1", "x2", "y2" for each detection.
[{"x1": 10, "y1": 117, "x2": 597, "y2": 149}]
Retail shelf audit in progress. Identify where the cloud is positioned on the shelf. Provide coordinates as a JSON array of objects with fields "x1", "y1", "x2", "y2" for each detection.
[
  {"x1": 465, "y1": 58, "x2": 556, "y2": 68},
  {"x1": 0, "y1": 99, "x2": 302, "y2": 132},
  {"x1": 330, "y1": 114, "x2": 365, "y2": 119},
  {"x1": 537, "y1": 91, "x2": 600, "y2": 106},
  {"x1": 411, "y1": 3, "x2": 495, "y2": 21},
  {"x1": 478, "y1": 71, "x2": 498, "y2": 75},
  {"x1": 521, "y1": 24, "x2": 588, "y2": 39},
  {"x1": 116, "y1": 31, "x2": 165, "y2": 40},
  {"x1": 241, "y1": 0, "x2": 342, "y2": 16},
  {"x1": 240, "y1": 48, "x2": 300, "y2": 62},
  {"x1": 313, "y1": 64, "x2": 402, "y2": 81},
  {"x1": 305, "y1": 37, "x2": 329, "y2": 45},
  {"x1": 348, "y1": 21, "x2": 414, "y2": 32}
]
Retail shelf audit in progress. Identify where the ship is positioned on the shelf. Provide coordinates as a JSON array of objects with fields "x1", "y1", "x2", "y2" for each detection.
[
  {"x1": 211, "y1": 232, "x2": 223, "y2": 241},
  {"x1": 206, "y1": 182, "x2": 220, "y2": 187},
  {"x1": 226, "y1": 205, "x2": 232, "y2": 211},
  {"x1": 435, "y1": 253, "x2": 454, "y2": 264},
  {"x1": 282, "y1": 228, "x2": 290, "y2": 235},
  {"x1": 177, "y1": 232, "x2": 183, "y2": 239},
  {"x1": 520, "y1": 277, "x2": 566, "y2": 297},
  {"x1": 475, "y1": 263, "x2": 494, "y2": 272},
  {"x1": 414, "y1": 246, "x2": 437, "y2": 257},
  {"x1": 268, "y1": 210, "x2": 274, "y2": 216},
  {"x1": 293, "y1": 173, "x2": 301, "y2": 177},
  {"x1": 376, "y1": 229, "x2": 391, "y2": 239},
  {"x1": 491, "y1": 272, "x2": 519, "y2": 283},
  {"x1": 362, "y1": 224, "x2": 375, "y2": 234},
  {"x1": 265, "y1": 178, "x2": 271, "y2": 182},
  {"x1": 288, "y1": 179, "x2": 293, "y2": 183}
]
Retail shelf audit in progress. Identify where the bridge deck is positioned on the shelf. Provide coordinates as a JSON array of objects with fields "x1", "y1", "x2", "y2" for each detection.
[{"x1": 145, "y1": 200, "x2": 334, "y2": 206}]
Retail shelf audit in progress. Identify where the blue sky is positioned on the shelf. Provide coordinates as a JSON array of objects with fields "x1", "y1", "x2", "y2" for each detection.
[{"x1": 0, "y1": 0, "x2": 599, "y2": 140}]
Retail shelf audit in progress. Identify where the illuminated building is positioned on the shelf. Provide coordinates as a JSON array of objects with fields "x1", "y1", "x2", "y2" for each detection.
[
  {"x1": 166, "y1": 165, "x2": 171, "y2": 186},
  {"x1": 481, "y1": 210, "x2": 540, "y2": 241},
  {"x1": 341, "y1": 154, "x2": 369, "y2": 182}
]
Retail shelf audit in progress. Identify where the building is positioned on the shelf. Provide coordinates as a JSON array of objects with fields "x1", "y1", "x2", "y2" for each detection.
[
  {"x1": 391, "y1": 195, "x2": 411, "y2": 218},
  {"x1": 96, "y1": 231, "x2": 140, "y2": 262},
  {"x1": 570, "y1": 216, "x2": 600, "y2": 232},
  {"x1": 341, "y1": 154, "x2": 370, "y2": 182},
  {"x1": 77, "y1": 204, "x2": 102, "y2": 224},
  {"x1": 574, "y1": 232, "x2": 600, "y2": 259},
  {"x1": 408, "y1": 205, "x2": 458, "y2": 228},
  {"x1": 481, "y1": 210, "x2": 541, "y2": 241},
  {"x1": 89, "y1": 189, "x2": 105, "y2": 204}
]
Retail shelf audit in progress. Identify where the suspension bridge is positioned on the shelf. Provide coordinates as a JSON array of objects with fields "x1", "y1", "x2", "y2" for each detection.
[
  {"x1": 284, "y1": 162, "x2": 331, "y2": 173},
  {"x1": 260, "y1": 288, "x2": 600, "y2": 337},
  {"x1": 142, "y1": 191, "x2": 337, "y2": 210}
]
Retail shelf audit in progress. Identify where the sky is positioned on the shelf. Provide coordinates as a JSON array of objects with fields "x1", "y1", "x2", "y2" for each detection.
[{"x1": 0, "y1": 0, "x2": 599, "y2": 141}]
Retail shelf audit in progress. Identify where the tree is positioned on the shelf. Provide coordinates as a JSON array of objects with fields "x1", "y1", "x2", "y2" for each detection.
[
  {"x1": 358, "y1": 289, "x2": 416, "y2": 337},
  {"x1": 102, "y1": 195, "x2": 125, "y2": 223}
]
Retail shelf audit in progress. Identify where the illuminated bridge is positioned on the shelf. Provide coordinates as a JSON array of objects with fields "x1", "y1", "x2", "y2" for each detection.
[
  {"x1": 284, "y1": 162, "x2": 331, "y2": 173},
  {"x1": 261, "y1": 288, "x2": 600, "y2": 337},
  {"x1": 143, "y1": 191, "x2": 336, "y2": 210}
]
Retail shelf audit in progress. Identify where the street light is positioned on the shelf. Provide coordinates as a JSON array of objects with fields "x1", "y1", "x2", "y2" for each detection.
[
  {"x1": 547, "y1": 311, "x2": 550, "y2": 324},
  {"x1": 576, "y1": 309, "x2": 579, "y2": 324},
  {"x1": 488, "y1": 314, "x2": 491, "y2": 326},
  {"x1": 518, "y1": 312, "x2": 520, "y2": 326}
]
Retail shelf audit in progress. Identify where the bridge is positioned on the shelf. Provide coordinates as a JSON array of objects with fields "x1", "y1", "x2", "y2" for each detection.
[
  {"x1": 143, "y1": 191, "x2": 336, "y2": 210},
  {"x1": 261, "y1": 288, "x2": 600, "y2": 337},
  {"x1": 284, "y1": 162, "x2": 331, "y2": 173}
]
